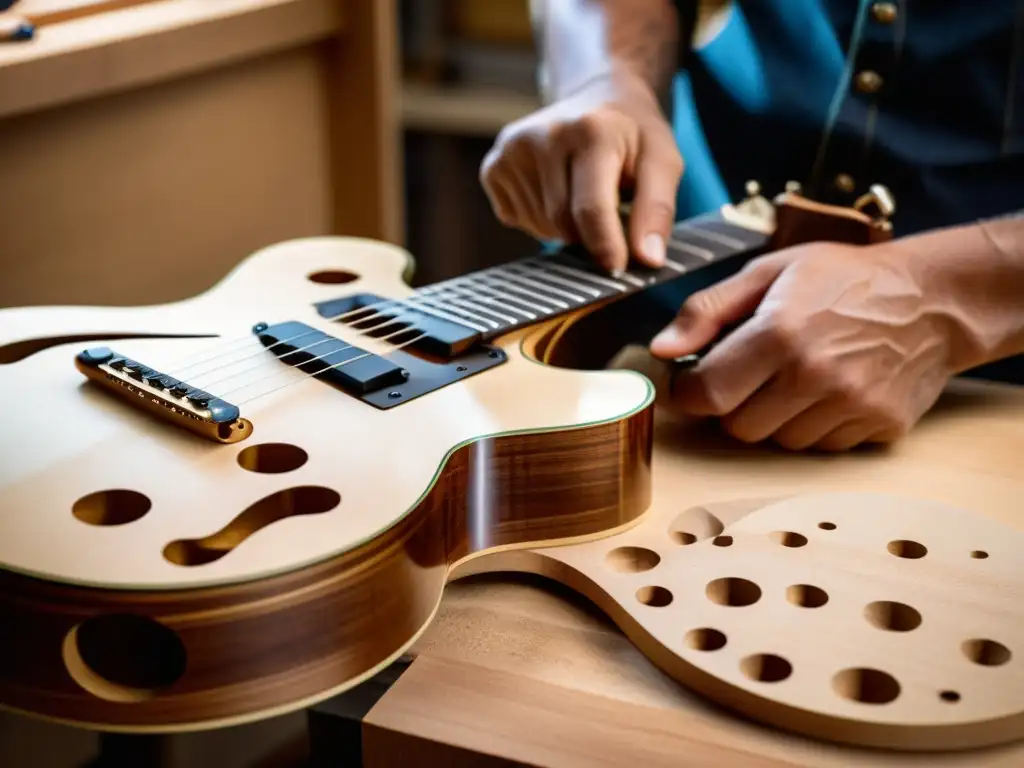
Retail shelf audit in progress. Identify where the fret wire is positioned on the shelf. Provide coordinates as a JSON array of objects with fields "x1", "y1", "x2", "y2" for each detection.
[
  {"x1": 417, "y1": 266, "x2": 564, "y2": 315},
  {"x1": 393, "y1": 213, "x2": 768, "y2": 341},
  {"x1": 500, "y1": 265, "x2": 590, "y2": 302},
  {"x1": 677, "y1": 222, "x2": 748, "y2": 250},
  {"x1": 557, "y1": 246, "x2": 689, "y2": 281},
  {"x1": 696, "y1": 219, "x2": 768, "y2": 248},
  {"x1": 535, "y1": 260, "x2": 629, "y2": 293},
  {"x1": 519, "y1": 261, "x2": 607, "y2": 296},
  {"x1": 425, "y1": 288, "x2": 523, "y2": 325},
  {"x1": 415, "y1": 284, "x2": 520, "y2": 319},
  {"x1": 453, "y1": 286, "x2": 539, "y2": 320},
  {"x1": 393, "y1": 298, "x2": 489, "y2": 332},
  {"x1": 550, "y1": 251, "x2": 651, "y2": 289},
  {"x1": 667, "y1": 237, "x2": 715, "y2": 261},
  {"x1": 615, "y1": 271, "x2": 649, "y2": 288},
  {"x1": 448, "y1": 272, "x2": 561, "y2": 311},
  {"x1": 452, "y1": 273, "x2": 563, "y2": 315},
  {"x1": 414, "y1": 294, "x2": 501, "y2": 329},
  {"x1": 443, "y1": 294, "x2": 523, "y2": 324},
  {"x1": 492, "y1": 273, "x2": 576, "y2": 307}
]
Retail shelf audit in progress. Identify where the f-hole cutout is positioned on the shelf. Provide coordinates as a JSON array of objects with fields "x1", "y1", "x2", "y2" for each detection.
[
  {"x1": 163, "y1": 486, "x2": 340, "y2": 566},
  {"x1": 0, "y1": 333, "x2": 215, "y2": 365}
]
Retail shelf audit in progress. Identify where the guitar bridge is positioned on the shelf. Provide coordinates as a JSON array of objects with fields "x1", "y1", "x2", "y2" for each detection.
[{"x1": 75, "y1": 346, "x2": 253, "y2": 444}]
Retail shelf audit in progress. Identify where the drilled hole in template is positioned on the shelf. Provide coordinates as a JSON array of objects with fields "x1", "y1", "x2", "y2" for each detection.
[
  {"x1": 307, "y1": 269, "x2": 358, "y2": 285},
  {"x1": 962, "y1": 639, "x2": 1012, "y2": 667},
  {"x1": 62, "y1": 614, "x2": 186, "y2": 703},
  {"x1": 712, "y1": 535, "x2": 733, "y2": 547},
  {"x1": 237, "y1": 443, "x2": 308, "y2": 474},
  {"x1": 685, "y1": 628, "x2": 727, "y2": 652},
  {"x1": 636, "y1": 586, "x2": 673, "y2": 607},
  {"x1": 668, "y1": 505, "x2": 724, "y2": 546},
  {"x1": 832, "y1": 668, "x2": 900, "y2": 705},
  {"x1": 940, "y1": 690, "x2": 961, "y2": 703},
  {"x1": 606, "y1": 546, "x2": 661, "y2": 573},
  {"x1": 706, "y1": 577, "x2": 761, "y2": 607},
  {"x1": 887, "y1": 539, "x2": 927, "y2": 559},
  {"x1": 163, "y1": 486, "x2": 341, "y2": 567},
  {"x1": 786, "y1": 584, "x2": 829, "y2": 608},
  {"x1": 769, "y1": 530, "x2": 807, "y2": 548},
  {"x1": 72, "y1": 489, "x2": 151, "y2": 527},
  {"x1": 970, "y1": 550, "x2": 989, "y2": 559},
  {"x1": 818, "y1": 521, "x2": 837, "y2": 530},
  {"x1": 864, "y1": 601, "x2": 922, "y2": 632},
  {"x1": 740, "y1": 654, "x2": 792, "y2": 683}
]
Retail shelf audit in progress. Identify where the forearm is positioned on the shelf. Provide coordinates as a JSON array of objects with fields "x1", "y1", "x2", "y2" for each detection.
[
  {"x1": 531, "y1": 0, "x2": 680, "y2": 102},
  {"x1": 899, "y1": 215, "x2": 1024, "y2": 371}
]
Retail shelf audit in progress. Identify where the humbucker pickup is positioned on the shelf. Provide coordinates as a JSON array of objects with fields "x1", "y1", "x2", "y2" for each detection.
[{"x1": 74, "y1": 346, "x2": 253, "y2": 444}]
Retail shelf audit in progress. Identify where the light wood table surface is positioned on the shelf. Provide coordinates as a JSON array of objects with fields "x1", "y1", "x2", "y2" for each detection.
[{"x1": 361, "y1": 369, "x2": 1024, "y2": 767}]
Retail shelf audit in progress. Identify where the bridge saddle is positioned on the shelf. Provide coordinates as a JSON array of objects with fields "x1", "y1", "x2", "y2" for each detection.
[{"x1": 74, "y1": 346, "x2": 253, "y2": 444}]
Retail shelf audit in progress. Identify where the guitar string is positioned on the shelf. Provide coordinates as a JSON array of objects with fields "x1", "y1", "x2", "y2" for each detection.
[
  {"x1": 181, "y1": 307, "x2": 420, "y2": 388},
  {"x1": 160, "y1": 257, "x2": 593, "y2": 380},
  {"x1": 218, "y1": 320, "x2": 425, "y2": 400},
  {"x1": 205, "y1": 255, "x2": 686, "y2": 403},
  {"x1": 156, "y1": 222, "x2": 734, "y2": 394},
  {"x1": 233, "y1": 331, "x2": 430, "y2": 406},
  {"x1": 193, "y1": 311, "x2": 424, "y2": 393},
  {"x1": 163, "y1": 253, "x2": 636, "y2": 389},
  {"x1": 158, "y1": 218, "x2": 715, "y2": 376},
  {"x1": 120, "y1": 226, "x2": 748, "y2": 410},
  {"x1": 157, "y1": 221, "x2": 717, "y2": 379},
  {"x1": 161, "y1": 216, "x2": 729, "y2": 379},
  {"x1": 176, "y1": 281, "x2": 526, "y2": 390}
]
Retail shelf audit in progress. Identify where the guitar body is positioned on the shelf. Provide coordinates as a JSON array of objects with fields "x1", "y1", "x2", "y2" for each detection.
[
  {"x1": 0, "y1": 237, "x2": 654, "y2": 732},
  {"x1": 0, "y1": 184, "x2": 896, "y2": 734}
]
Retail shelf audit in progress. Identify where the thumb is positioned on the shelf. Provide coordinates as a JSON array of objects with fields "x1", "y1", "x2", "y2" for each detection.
[
  {"x1": 627, "y1": 137, "x2": 683, "y2": 268},
  {"x1": 649, "y1": 256, "x2": 789, "y2": 359}
]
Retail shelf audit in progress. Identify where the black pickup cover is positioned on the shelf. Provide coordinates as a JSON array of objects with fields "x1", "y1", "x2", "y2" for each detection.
[
  {"x1": 251, "y1": 320, "x2": 506, "y2": 409},
  {"x1": 253, "y1": 321, "x2": 407, "y2": 395}
]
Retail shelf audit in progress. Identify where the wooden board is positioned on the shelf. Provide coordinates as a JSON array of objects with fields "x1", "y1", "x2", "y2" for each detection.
[{"x1": 363, "y1": 352, "x2": 1024, "y2": 764}]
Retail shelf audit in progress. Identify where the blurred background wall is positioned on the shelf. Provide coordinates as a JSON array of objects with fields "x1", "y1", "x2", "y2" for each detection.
[
  {"x1": 0, "y1": 0, "x2": 543, "y2": 310},
  {"x1": 398, "y1": 0, "x2": 542, "y2": 285}
]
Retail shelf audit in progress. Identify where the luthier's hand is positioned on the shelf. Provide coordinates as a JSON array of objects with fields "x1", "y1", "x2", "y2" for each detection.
[
  {"x1": 648, "y1": 242, "x2": 963, "y2": 452},
  {"x1": 479, "y1": 71, "x2": 682, "y2": 274}
]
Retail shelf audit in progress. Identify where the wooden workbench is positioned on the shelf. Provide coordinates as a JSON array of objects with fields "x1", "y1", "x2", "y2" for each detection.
[
  {"x1": 0, "y1": 0, "x2": 401, "y2": 309},
  {"x1": 352, "y1": 365, "x2": 1024, "y2": 767}
]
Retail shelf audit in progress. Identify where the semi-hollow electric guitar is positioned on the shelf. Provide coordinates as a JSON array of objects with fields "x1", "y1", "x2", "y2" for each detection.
[{"x1": 0, "y1": 183, "x2": 894, "y2": 732}]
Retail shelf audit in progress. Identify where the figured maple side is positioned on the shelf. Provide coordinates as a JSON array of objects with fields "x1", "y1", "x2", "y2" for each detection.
[{"x1": 0, "y1": 236, "x2": 654, "y2": 731}]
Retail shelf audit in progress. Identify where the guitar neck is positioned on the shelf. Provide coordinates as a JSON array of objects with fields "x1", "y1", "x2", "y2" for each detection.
[{"x1": 414, "y1": 208, "x2": 772, "y2": 341}]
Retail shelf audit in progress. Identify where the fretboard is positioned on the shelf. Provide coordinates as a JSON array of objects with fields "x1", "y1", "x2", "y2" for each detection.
[{"x1": 411, "y1": 210, "x2": 770, "y2": 340}]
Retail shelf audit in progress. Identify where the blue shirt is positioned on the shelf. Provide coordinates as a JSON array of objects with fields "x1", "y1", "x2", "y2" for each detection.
[
  {"x1": 656, "y1": 0, "x2": 1024, "y2": 382},
  {"x1": 670, "y1": 0, "x2": 1024, "y2": 236}
]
